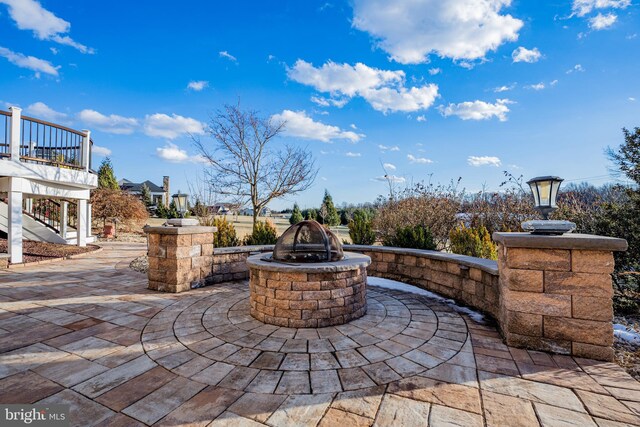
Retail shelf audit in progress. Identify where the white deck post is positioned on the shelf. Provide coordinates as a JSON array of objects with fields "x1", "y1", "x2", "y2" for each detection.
[
  {"x1": 8, "y1": 177, "x2": 23, "y2": 264},
  {"x1": 77, "y1": 199, "x2": 87, "y2": 247},
  {"x1": 9, "y1": 106, "x2": 21, "y2": 161},
  {"x1": 86, "y1": 202, "x2": 92, "y2": 238},
  {"x1": 60, "y1": 201, "x2": 68, "y2": 239},
  {"x1": 82, "y1": 130, "x2": 91, "y2": 171}
]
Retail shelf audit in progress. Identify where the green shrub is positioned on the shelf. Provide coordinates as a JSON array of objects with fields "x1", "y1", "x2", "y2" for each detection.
[
  {"x1": 383, "y1": 224, "x2": 436, "y2": 250},
  {"x1": 449, "y1": 223, "x2": 497, "y2": 260},
  {"x1": 290, "y1": 203, "x2": 303, "y2": 225},
  {"x1": 348, "y1": 210, "x2": 376, "y2": 245},
  {"x1": 209, "y1": 217, "x2": 240, "y2": 247},
  {"x1": 244, "y1": 220, "x2": 278, "y2": 245}
]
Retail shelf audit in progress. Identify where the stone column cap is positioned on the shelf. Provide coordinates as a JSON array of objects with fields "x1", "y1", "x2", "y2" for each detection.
[
  {"x1": 493, "y1": 232, "x2": 628, "y2": 252},
  {"x1": 144, "y1": 225, "x2": 217, "y2": 235}
]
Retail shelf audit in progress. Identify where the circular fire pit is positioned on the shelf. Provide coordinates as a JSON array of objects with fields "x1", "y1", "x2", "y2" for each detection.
[
  {"x1": 247, "y1": 220, "x2": 370, "y2": 328},
  {"x1": 247, "y1": 252, "x2": 371, "y2": 328}
]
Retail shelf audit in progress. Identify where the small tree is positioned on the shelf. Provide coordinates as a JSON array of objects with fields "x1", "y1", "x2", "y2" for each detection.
[
  {"x1": 290, "y1": 203, "x2": 303, "y2": 224},
  {"x1": 449, "y1": 223, "x2": 497, "y2": 260},
  {"x1": 195, "y1": 102, "x2": 317, "y2": 231},
  {"x1": 97, "y1": 157, "x2": 119, "y2": 190},
  {"x1": 212, "y1": 217, "x2": 240, "y2": 247},
  {"x1": 305, "y1": 208, "x2": 317, "y2": 221},
  {"x1": 348, "y1": 210, "x2": 376, "y2": 245},
  {"x1": 319, "y1": 190, "x2": 340, "y2": 226},
  {"x1": 383, "y1": 224, "x2": 436, "y2": 250},
  {"x1": 140, "y1": 183, "x2": 152, "y2": 207},
  {"x1": 90, "y1": 188, "x2": 148, "y2": 233},
  {"x1": 243, "y1": 220, "x2": 278, "y2": 245}
]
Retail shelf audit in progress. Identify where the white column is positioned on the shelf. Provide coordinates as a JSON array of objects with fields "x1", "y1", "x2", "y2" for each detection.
[
  {"x1": 77, "y1": 199, "x2": 87, "y2": 247},
  {"x1": 82, "y1": 130, "x2": 91, "y2": 171},
  {"x1": 60, "y1": 201, "x2": 68, "y2": 239},
  {"x1": 8, "y1": 177, "x2": 23, "y2": 264},
  {"x1": 86, "y1": 202, "x2": 92, "y2": 238},
  {"x1": 9, "y1": 106, "x2": 21, "y2": 161}
]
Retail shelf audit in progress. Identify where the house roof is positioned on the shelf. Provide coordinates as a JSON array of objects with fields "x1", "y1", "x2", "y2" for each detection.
[{"x1": 120, "y1": 179, "x2": 164, "y2": 193}]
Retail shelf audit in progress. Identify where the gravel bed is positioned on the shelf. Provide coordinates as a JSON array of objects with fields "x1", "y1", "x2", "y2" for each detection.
[{"x1": 129, "y1": 255, "x2": 149, "y2": 274}]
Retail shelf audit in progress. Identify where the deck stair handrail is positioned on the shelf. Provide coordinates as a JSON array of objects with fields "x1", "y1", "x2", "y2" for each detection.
[
  {"x1": 22, "y1": 198, "x2": 77, "y2": 234},
  {"x1": 0, "y1": 109, "x2": 91, "y2": 171}
]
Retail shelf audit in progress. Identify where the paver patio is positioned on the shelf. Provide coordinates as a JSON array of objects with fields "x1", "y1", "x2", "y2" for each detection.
[{"x1": 0, "y1": 242, "x2": 639, "y2": 426}]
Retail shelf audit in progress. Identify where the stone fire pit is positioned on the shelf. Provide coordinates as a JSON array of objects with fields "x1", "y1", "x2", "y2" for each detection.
[{"x1": 246, "y1": 220, "x2": 371, "y2": 328}]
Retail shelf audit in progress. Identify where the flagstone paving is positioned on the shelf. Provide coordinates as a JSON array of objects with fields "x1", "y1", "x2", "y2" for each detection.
[{"x1": 1, "y1": 241, "x2": 640, "y2": 426}]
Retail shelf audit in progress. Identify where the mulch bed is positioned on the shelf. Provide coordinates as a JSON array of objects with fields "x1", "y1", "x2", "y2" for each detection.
[{"x1": 0, "y1": 238, "x2": 98, "y2": 264}]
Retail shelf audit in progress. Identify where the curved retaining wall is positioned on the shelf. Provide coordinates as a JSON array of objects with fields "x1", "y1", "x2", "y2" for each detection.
[{"x1": 343, "y1": 245, "x2": 500, "y2": 320}]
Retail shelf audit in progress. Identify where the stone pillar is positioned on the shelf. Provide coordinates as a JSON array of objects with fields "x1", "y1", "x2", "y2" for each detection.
[
  {"x1": 145, "y1": 226, "x2": 216, "y2": 292},
  {"x1": 7, "y1": 177, "x2": 23, "y2": 264},
  {"x1": 494, "y1": 232, "x2": 627, "y2": 361}
]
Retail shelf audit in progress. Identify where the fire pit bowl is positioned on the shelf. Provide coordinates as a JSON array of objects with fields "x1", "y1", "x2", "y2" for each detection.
[{"x1": 247, "y1": 221, "x2": 371, "y2": 327}]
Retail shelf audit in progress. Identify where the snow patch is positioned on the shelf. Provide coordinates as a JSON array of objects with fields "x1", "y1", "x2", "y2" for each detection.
[
  {"x1": 614, "y1": 323, "x2": 640, "y2": 345},
  {"x1": 368, "y1": 276, "x2": 486, "y2": 324}
]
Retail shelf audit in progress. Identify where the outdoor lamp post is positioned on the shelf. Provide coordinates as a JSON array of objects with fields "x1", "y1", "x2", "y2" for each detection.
[
  {"x1": 167, "y1": 191, "x2": 198, "y2": 227},
  {"x1": 522, "y1": 175, "x2": 576, "y2": 235},
  {"x1": 527, "y1": 176, "x2": 563, "y2": 220},
  {"x1": 172, "y1": 191, "x2": 188, "y2": 218}
]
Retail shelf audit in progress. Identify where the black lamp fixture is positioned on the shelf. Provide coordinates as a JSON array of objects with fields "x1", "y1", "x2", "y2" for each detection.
[
  {"x1": 526, "y1": 176, "x2": 563, "y2": 220},
  {"x1": 522, "y1": 175, "x2": 576, "y2": 235},
  {"x1": 171, "y1": 191, "x2": 188, "y2": 218}
]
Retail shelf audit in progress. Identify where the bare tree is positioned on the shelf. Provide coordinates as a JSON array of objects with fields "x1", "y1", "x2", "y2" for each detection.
[{"x1": 194, "y1": 103, "x2": 317, "y2": 230}]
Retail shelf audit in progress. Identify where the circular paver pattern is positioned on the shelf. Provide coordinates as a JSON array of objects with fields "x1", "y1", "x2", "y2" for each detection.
[{"x1": 141, "y1": 281, "x2": 471, "y2": 395}]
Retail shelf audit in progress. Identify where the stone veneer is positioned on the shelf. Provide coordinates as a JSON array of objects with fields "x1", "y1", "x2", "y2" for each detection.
[
  {"x1": 145, "y1": 226, "x2": 626, "y2": 361},
  {"x1": 246, "y1": 252, "x2": 371, "y2": 328},
  {"x1": 493, "y1": 232, "x2": 627, "y2": 361}
]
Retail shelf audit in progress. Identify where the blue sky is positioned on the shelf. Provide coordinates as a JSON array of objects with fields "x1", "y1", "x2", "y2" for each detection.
[{"x1": 1, "y1": 0, "x2": 638, "y2": 210}]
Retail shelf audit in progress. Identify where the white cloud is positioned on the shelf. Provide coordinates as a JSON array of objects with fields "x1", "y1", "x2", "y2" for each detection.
[
  {"x1": 351, "y1": 0, "x2": 523, "y2": 64},
  {"x1": 407, "y1": 154, "x2": 433, "y2": 164},
  {"x1": 144, "y1": 113, "x2": 205, "y2": 139},
  {"x1": 271, "y1": 110, "x2": 363, "y2": 143},
  {"x1": 550, "y1": 79, "x2": 559, "y2": 86},
  {"x1": 468, "y1": 155, "x2": 502, "y2": 167},
  {"x1": 0, "y1": 0, "x2": 93, "y2": 53},
  {"x1": 374, "y1": 175, "x2": 405, "y2": 183},
  {"x1": 78, "y1": 109, "x2": 138, "y2": 134},
  {"x1": 219, "y1": 51, "x2": 237, "y2": 62},
  {"x1": 92, "y1": 145, "x2": 111, "y2": 156},
  {"x1": 187, "y1": 80, "x2": 209, "y2": 91},
  {"x1": 0, "y1": 46, "x2": 59, "y2": 76},
  {"x1": 155, "y1": 142, "x2": 207, "y2": 164},
  {"x1": 572, "y1": 0, "x2": 630, "y2": 17},
  {"x1": 440, "y1": 99, "x2": 512, "y2": 122},
  {"x1": 494, "y1": 84, "x2": 516, "y2": 93},
  {"x1": 360, "y1": 85, "x2": 439, "y2": 114},
  {"x1": 416, "y1": 115, "x2": 426, "y2": 122},
  {"x1": 25, "y1": 102, "x2": 67, "y2": 122},
  {"x1": 288, "y1": 60, "x2": 439, "y2": 113},
  {"x1": 589, "y1": 12, "x2": 617, "y2": 30},
  {"x1": 310, "y1": 96, "x2": 349, "y2": 108},
  {"x1": 428, "y1": 68, "x2": 442, "y2": 75},
  {"x1": 567, "y1": 64, "x2": 585, "y2": 74},
  {"x1": 526, "y1": 82, "x2": 546, "y2": 90},
  {"x1": 629, "y1": 97, "x2": 636, "y2": 102},
  {"x1": 512, "y1": 47, "x2": 542, "y2": 63},
  {"x1": 383, "y1": 163, "x2": 396, "y2": 171},
  {"x1": 345, "y1": 152, "x2": 361, "y2": 157},
  {"x1": 49, "y1": 47, "x2": 57, "y2": 55},
  {"x1": 378, "y1": 144, "x2": 400, "y2": 152},
  {"x1": 350, "y1": 124, "x2": 357, "y2": 129}
]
